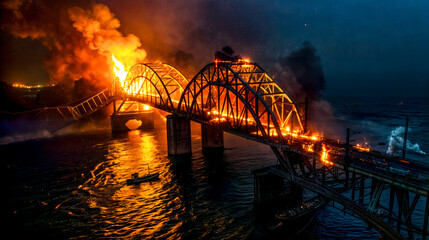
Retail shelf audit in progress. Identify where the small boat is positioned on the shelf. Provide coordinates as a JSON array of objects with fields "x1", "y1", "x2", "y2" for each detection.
[
  {"x1": 126, "y1": 164, "x2": 159, "y2": 185},
  {"x1": 276, "y1": 196, "x2": 325, "y2": 221},
  {"x1": 268, "y1": 196, "x2": 325, "y2": 233}
]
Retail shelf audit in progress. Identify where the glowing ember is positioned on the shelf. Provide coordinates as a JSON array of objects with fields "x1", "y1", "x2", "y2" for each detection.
[
  {"x1": 355, "y1": 143, "x2": 370, "y2": 152},
  {"x1": 238, "y1": 58, "x2": 252, "y2": 67},
  {"x1": 303, "y1": 144, "x2": 315, "y2": 153}
]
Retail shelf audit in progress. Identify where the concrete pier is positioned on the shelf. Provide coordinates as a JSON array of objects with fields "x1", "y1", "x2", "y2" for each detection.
[
  {"x1": 201, "y1": 124, "x2": 224, "y2": 150},
  {"x1": 110, "y1": 111, "x2": 154, "y2": 132},
  {"x1": 166, "y1": 115, "x2": 191, "y2": 155},
  {"x1": 252, "y1": 165, "x2": 302, "y2": 206}
]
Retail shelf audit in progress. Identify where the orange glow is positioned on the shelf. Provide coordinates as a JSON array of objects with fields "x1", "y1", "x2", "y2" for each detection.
[
  {"x1": 112, "y1": 54, "x2": 150, "y2": 97},
  {"x1": 214, "y1": 58, "x2": 252, "y2": 66},
  {"x1": 12, "y1": 83, "x2": 55, "y2": 88},
  {"x1": 207, "y1": 110, "x2": 321, "y2": 144},
  {"x1": 112, "y1": 55, "x2": 128, "y2": 86},
  {"x1": 298, "y1": 134, "x2": 319, "y2": 141},
  {"x1": 158, "y1": 113, "x2": 167, "y2": 122},
  {"x1": 303, "y1": 144, "x2": 315, "y2": 153},
  {"x1": 354, "y1": 143, "x2": 370, "y2": 152},
  {"x1": 238, "y1": 58, "x2": 252, "y2": 68},
  {"x1": 207, "y1": 109, "x2": 324, "y2": 156},
  {"x1": 208, "y1": 110, "x2": 255, "y2": 125},
  {"x1": 143, "y1": 104, "x2": 151, "y2": 111},
  {"x1": 238, "y1": 58, "x2": 251, "y2": 63},
  {"x1": 321, "y1": 144, "x2": 334, "y2": 166}
]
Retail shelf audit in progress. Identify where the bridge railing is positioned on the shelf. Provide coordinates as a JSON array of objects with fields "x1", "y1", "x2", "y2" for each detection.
[{"x1": 29, "y1": 88, "x2": 113, "y2": 132}]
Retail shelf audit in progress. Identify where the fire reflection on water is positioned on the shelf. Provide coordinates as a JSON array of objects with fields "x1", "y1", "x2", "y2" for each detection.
[
  {"x1": 18, "y1": 115, "x2": 277, "y2": 239},
  {"x1": 57, "y1": 130, "x2": 183, "y2": 238}
]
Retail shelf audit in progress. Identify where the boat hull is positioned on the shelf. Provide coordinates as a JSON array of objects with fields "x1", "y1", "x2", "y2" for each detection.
[
  {"x1": 270, "y1": 197, "x2": 325, "y2": 234},
  {"x1": 126, "y1": 173, "x2": 159, "y2": 185}
]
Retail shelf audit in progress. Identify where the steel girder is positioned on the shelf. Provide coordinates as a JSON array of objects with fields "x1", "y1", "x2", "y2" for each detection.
[
  {"x1": 177, "y1": 62, "x2": 303, "y2": 144},
  {"x1": 230, "y1": 62, "x2": 303, "y2": 132},
  {"x1": 120, "y1": 63, "x2": 189, "y2": 112}
]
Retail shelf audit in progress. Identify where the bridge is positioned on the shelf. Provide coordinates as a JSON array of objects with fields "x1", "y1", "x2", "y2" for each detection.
[{"x1": 19, "y1": 60, "x2": 429, "y2": 239}]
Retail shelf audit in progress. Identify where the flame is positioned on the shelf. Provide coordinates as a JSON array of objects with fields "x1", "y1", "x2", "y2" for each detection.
[
  {"x1": 321, "y1": 144, "x2": 334, "y2": 166},
  {"x1": 238, "y1": 58, "x2": 252, "y2": 68},
  {"x1": 207, "y1": 109, "x2": 321, "y2": 145},
  {"x1": 111, "y1": 54, "x2": 151, "y2": 111},
  {"x1": 303, "y1": 144, "x2": 315, "y2": 153},
  {"x1": 354, "y1": 143, "x2": 370, "y2": 152},
  {"x1": 205, "y1": 108, "x2": 342, "y2": 168},
  {"x1": 238, "y1": 58, "x2": 251, "y2": 63},
  {"x1": 112, "y1": 55, "x2": 128, "y2": 86}
]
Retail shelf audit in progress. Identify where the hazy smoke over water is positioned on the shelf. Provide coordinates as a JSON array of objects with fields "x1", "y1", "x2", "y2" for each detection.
[
  {"x1": 0, "y1": 129, "x2": 52, "y2": 145},
  {"x1": 387, "y1": 126, "x2": 427, "y2": 156}
]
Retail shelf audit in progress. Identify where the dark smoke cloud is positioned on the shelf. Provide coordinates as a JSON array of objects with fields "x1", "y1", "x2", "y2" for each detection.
[
  {"x1": 1, "y1": 0, "x2": 277, "y2": 84},
  {"x1": 0, "y1": 0, "x2": 145, "y2": 89},
  {"x1": 171, "y1": 50, "x2": 194, "y2": 78},
  {"x1": 274, "y1": 41, "x2": 336, "y2": 135},
  {"x1": 279, "y1": 41, "x2": 325, "y2": 101},
  {"x1": 0, "y1": 0, "x2": 108, "y2": 86},
  {"x1": 214, "y1": 46, "x2": 241, "y2": 62},
  {"x1": 104, "y1": 0, "x2": 275, "y2": 69}
]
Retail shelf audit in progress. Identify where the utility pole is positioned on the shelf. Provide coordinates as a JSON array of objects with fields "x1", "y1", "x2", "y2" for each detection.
[
  {"x1": 402, "y1": 117, "x2": 409, "y2": 159},
  {"x1": 345, "y1": 128, "x2": 350, "y2": 189},
  {"x1": 304, "y1": 98, "x2": 308, "y2": 133}
]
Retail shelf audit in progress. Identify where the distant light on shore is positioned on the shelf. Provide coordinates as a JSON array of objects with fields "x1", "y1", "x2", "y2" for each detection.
[{"x1": 12, "y1": 83, "x2": 55, "y2": 89}]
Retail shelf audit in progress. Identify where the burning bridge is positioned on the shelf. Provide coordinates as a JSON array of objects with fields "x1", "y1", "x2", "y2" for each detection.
[{"x1": 39, "y1": 60, "x2": 429, "y2": 239}]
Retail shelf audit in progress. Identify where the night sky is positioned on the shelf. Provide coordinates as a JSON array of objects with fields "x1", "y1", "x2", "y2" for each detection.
[{"x1": 1, "y1": 0, "x2": 428, "y2": 97}]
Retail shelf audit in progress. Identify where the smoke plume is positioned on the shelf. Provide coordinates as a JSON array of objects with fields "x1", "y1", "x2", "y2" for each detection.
[
  {"x1": 387, "y1": 126, "x2": 427, "y2": 156},
  {"x1": 275, "y1": 41, "x2": 335, "y2": 135},
  {"x1": 276, "y1": 41, "x2": 325, "y2": 102},
  {"x1": 68, "y1": 4, "x2": 146, "y2": 69},
  {"x1": 1, "y1": 0, "x2": 146, "y2": 88},
  {"x1": 214, "y1": 46, "x2": 241, "y2": 62}
]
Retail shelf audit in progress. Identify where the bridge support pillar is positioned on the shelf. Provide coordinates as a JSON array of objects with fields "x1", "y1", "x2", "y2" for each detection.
[
  {"x1": 252, "y1": 165, "x2": 302, "y2": 207},
  {"x1": 201, "y1": 124, "x2": 224, "y2": 151},
  {"x1": 167, "y1": 115, "x2": 191, "y2": 155},
  {"x1": 110, "y1": 111, "x2": 154, "y2": 132}
]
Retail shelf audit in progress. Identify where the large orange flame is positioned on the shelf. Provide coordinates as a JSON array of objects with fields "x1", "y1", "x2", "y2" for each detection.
[
  {"x1": 112, "y1": 54, "x2": 151, "y2": 111},
  {"x1": 112, "y1": 55, "x2": 128, "y2": 86}
]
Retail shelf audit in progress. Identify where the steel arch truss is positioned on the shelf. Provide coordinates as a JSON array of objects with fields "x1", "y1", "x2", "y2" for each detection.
[
  {"x1": 121, "y1": 63, "x2": 189, "y2": 112},
  {"x1": 231, "y1": 62, "x2": 303, "y2": 132},
  {"x1": 177, "y1": 62, "x2": 303, "y2": 144}
]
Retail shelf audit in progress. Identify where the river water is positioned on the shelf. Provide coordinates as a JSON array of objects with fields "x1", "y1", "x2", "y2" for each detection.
[{"x1": 2, "y1": 96, "x2": 428, "y2": 239}]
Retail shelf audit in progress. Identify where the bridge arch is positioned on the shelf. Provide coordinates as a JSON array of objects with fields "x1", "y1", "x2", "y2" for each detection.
[
  {"x1": 230, "y1": 62, "x2": 303, "y2": 132},
  {"x1": 177, "y1": 62, "x2": 303, "y2": 143},
  {"x1": 121, "y1": 63, "x2": 189, "y2": 112}
]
